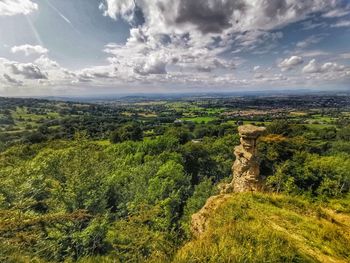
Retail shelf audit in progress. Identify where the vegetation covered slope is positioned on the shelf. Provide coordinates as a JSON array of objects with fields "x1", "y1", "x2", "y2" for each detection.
[
  {"x1": 1, "y1": 115, "x2": 350, "y2": 262},
  {"x1": 175, "y1": 193, "x2": 350, "y2": 263}
]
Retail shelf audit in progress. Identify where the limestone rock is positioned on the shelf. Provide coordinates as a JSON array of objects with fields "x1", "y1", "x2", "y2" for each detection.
[
  {"x1": 191, "y1": 194, "x2": 232, "y2": 236},
  {"x1": 224, "y1": 124, "x2": 266, "y2": 193}
]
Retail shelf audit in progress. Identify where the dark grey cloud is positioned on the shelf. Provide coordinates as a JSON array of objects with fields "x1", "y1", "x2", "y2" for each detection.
[
  {"x1": 102, "y1": 0, "x2": 338, "y2": 35},
  {"x1": 173, "y1": 0, "x2": 246, "y2": 34},
  {"x1": 3, "y1": 73, "x2": 23, "y2": 85},
  {"x1": 8, "y1": 62, "x2": 48, "y2": 79}
]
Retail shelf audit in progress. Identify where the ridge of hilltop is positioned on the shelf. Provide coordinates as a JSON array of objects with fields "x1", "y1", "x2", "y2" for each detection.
[{"x1": 175, "y1": 192, "x2": 350, "y2": 263}]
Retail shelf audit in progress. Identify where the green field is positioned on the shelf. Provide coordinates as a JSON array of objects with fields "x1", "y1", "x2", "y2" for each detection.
[{"x1": 181, "y1": 116, "x2": 217, "y2": 123}]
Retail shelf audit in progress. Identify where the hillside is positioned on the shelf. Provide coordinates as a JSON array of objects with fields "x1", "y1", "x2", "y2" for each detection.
[
  {"x1": 175, "y1": 193, "x2": 350, "y2": 263},
  {"x1": 1, "y1": 97, "x2": 350, "y2": 262}
]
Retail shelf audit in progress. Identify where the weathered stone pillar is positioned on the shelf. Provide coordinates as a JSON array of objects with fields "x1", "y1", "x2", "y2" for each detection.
[
  {"x1": 221, "y1": 124, "x2": 266, "y2": 193},
  {"x1": 232, "y1": 125, "x2": 266, "y2": 192}
]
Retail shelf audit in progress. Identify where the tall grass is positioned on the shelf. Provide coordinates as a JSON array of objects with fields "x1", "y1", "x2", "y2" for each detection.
[{"x1": 175, "y1": 193, "x2": 350, "y2": 263}]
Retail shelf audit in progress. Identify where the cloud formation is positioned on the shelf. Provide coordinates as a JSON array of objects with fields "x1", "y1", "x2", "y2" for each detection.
[
  {"x1": 11, "y1": 45, "x2": 48, "y2": 56},
  {"x1": 0, "y1": 0, "x2": 38, "y2": 16},
  {"x1": 302, "y1": 59, "x2": 346, "y2": 74},
  {"x1": 3, "y1": 73, "x2": 23, "y2": 85},
  {"x1": 1, "y1": 0, "x2": 349, "y2": 95},
  {"x1": 8, "y1": 62, "x2": 48, "y2": 79},
  {"x1": 101, "y1": 0, "x2": 337, "y2": 35},
  {"x1": 278, "y1": 56, "x2": 304, "y2": 71},
  {"x1": 296, "y1": 35, "x2": 325, "y2": 49},
  {"x1": 331, "y1": 19, "x2": 350, "y2": 27},
  {"x1": 95, "y1": 0, "x2": 344, "y2": 91}
]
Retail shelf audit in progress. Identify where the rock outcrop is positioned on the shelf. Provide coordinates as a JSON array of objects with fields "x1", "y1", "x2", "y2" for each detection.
[
  {"x1": 231, "y1": 124, "x2": 266, "y2": 192},
  {"x1": 191, "y1": 125, "x2": 266, "y2": 236},
  {"x1": 191, "y1": 194, "x2": 232, "y2": 236},
  {"x1": 219, "y1": 124, "x2": 266, "y2": 193}
]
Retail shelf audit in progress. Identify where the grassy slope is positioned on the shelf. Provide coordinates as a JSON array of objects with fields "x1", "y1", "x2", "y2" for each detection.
[{"x1": 175, "y1": 193, "x2": 350, "y2": 263}]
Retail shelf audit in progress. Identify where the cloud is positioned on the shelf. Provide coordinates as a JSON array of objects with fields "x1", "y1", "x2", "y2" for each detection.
[
  {"x1": 278, "y1": 56, "x2": 304, "y2": 71},
  {"x1": 34, "y1": 55, "x2": 59, "y2": 68},
  {"x1": 296, "y1": 50, "x2": 330, "y2": 57},
  {"x1": 302, "y1": 59, "x2": 346, "y2": 73},
  {"x1": 322, "y1": 6, "x2": 350, "y2": 18},
  {"x1": 3, "y1": 73, "x2": 23, "y2": 85},
  {"x1": 0, "y1": 0, "x2": 38, "y2": 16},
  {"x1": 95, "y1": 0, "x2": 345, "y2": 91},
  {"x1": 99, "y1": 0, "x2": 340, "y2": 61},
  {"x1": 1, "y1": 0, "x2": 347, "y2": 94},
  {"x1": 11, "y1": 45, "x2": 48, "y2": 56},
  {"x1": 6, "y1": 61, "x2": 48, "y2": 79},
  {"x1": 86, "y1": 0, "x2": 350, "y2": 93},
  {"x1": 302, "y1": 59, "x2": 319, "y2": 73},
  {"x1": 0, "y1": 56, "x2": 91, "y2": 87},
  {"x1": 76, "y1": 65, "x2": 118, "y2": 82},
  {"x1": 331, "y1": 20, "x2": 350, "y2": 27},
  {"x1": 134, "y1": 53, "x2": 167, "y2": 75},
  {"x1": 339, "y1": 53, "x2": 350, "y2": 59},
  {"x1": 296, "y1": 35, "x2": 325, "y2": 49},
  {"x1": 300, "y1": 20, "x2": 328, "y2": 31},
  {"x1": 101, "y1": 0, "x2": 337, "y2": 35}
]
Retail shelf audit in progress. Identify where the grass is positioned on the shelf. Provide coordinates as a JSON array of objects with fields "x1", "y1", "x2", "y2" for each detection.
[
  {"x1": 175, "y1": 192, "x2": 350, "y2": 263},
  {"x1": 290, "y1": 111, "x2": 308, "y2": 116},
  {"x1": 304, "y1": 123, "x2": 336, "y2": 129},
  {"x1": 181, "y1": 117, "x2": 217, "y2": 123}
]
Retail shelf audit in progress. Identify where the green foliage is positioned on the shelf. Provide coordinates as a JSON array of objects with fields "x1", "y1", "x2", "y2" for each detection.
[
  {"x1": 106, "y1": 205, "x2": 175, "y2": 262},
  {"x1": 267, "y1": 152, "x2": 350, "y2": 198},
  {"x1": 181, "y1": 179, "x2": 217, "y2": 236},
  {"x1": 338, "y1": 125, "x2": 350, "y2": 141},
  {"x1": 25, "y1": 131, "x2": 47, "y2": 144},
  {"x1": 110, "y1": 123, "x2": 143, "y2": 143},
  {"x1": 165, "y1": 126, "x2": 193, "y2": 144},
  {"x1": 1, "y1": 97, "x2": 350, "y2": 262},
  {"x1": 1, "y1": 131, "x2": 236, "y2": 262}
]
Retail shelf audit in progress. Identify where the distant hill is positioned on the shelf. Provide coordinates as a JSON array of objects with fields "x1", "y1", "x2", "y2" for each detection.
[{"x1": 175, "y1": 192, "x2": 350, "y2": 263}]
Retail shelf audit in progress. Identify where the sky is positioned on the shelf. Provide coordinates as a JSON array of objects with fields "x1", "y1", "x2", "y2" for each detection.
[{"x1": 0, "y1": 0, "x2": 350, "y2": 96}]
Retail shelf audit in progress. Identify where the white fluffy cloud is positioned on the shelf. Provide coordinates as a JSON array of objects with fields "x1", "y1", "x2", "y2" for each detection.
[
  {"x1": 278, "y1": 56, "x2": 304, "y2": 71},
  {"x1": 0, "y1": 0, "x2": 38, "y2": 16},
  {"x1": 302, "y1": 59, "x2": 346, "y2": 74},
  {"x1": 0, "y1": 56, "x2": 78, "y2": 88},
  {"x1": 11, "y1": 45, "x2": 48, "y2": 56},
  {"x1": 98, "y1": 1, "x2": 336, "y2": 73},
  {"x1": 1, "y1": 0, "x2": 348, "y2": 94},
  {"x1": 95, "y1": 0, "x2": 343, "y2": 90}
]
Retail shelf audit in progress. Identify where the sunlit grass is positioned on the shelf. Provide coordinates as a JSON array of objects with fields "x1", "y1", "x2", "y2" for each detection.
[{"x1": 175, "y1": 193, "x2": 350, "y2": 263}]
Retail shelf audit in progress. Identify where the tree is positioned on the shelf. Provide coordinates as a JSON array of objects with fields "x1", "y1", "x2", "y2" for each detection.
[
  {"x1": 110, "y1": 123, "x2": 143, "y2": 143},
  {"x1": 165, "y1": 127, "x2": 192, "y2": 144},
  {"x1": 338, "y1": 126, "x2": 350, "y2": 141},
  {"x1": 25, "y1": 131, "x2": 47, "y2": 144}
]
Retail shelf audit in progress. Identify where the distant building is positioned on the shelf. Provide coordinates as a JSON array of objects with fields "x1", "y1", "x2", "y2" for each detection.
[{"x1": 174, "y1": 119, "x2": 183, "y2": 124}]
